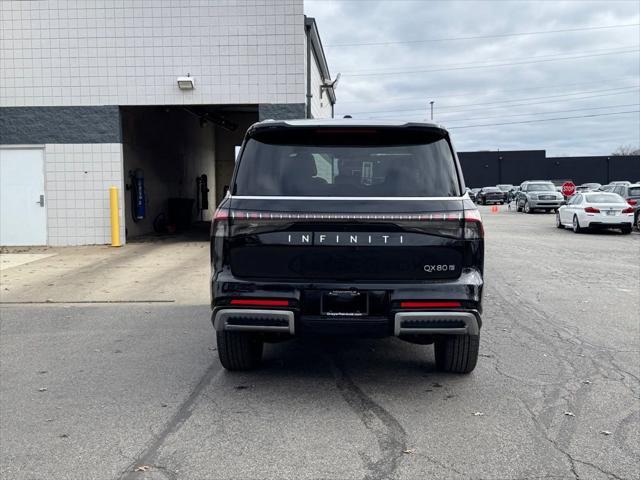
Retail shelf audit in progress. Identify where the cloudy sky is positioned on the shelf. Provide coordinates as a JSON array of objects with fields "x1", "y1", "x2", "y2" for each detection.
[{"x1": 304, "y1": 0, "x2": 640, "y2": 155}]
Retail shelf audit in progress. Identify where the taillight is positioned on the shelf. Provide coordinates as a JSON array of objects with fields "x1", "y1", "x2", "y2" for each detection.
[
  {"x1": 214, "y1": 208, "x2": 229, "y2": 221},
  {"x1": 628, "y1": 199, "x2": 638, "y2": 206},
  {"x1": 622, "y1": 207, "x2": 634, "y2": 214},
  {"x1": 464, "y1": 209, "x2": 484, "y2": 239},
  {"x1": 230, "y1": 298, "x2": 289, "y2": 307},
  {"x1": 584, "y1": 207, "x2": 600, "y2": 213},
  {"x1": 212, "y1": 207, "x2": 229, "y2": 235},
  {"x1": 211, "y1": 207, "x2": 229, "y2": 269},
  {"x1": 400, "y1": 301, "x2": 462, "y2": 308}
]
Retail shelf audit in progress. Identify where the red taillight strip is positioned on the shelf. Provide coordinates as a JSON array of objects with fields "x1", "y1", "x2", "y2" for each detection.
[
  {"x1": 229, "y1": 210, "x2": 465, "y2": 221},
  {"x1": 464, "y1": 209, "x2": 482, "y2": 222},
  {"x1": 400, "y1": 301, "x2": 462, "y2": 308},
  {"x1": 230, "y1": 299, "x2": 289, "y2": 307},
  {"x1": 214, "y1": 208, "x2": 229, "y2": 220}
]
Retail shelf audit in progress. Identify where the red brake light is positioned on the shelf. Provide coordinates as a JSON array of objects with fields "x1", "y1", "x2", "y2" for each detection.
[
  {"x1": 400, "y1": 301, "x2": 462, "y2": 308},
  {"x1": 622, "y1": 207, "x2": 634, "y2": 214},
  {"x1": 315, "y1": 129, "x2": 378, "y2": 135},
  {"x1": 464, "y1": 209, "x2": 482, "y2": 222},
  {"x1": 464, "y1": 209, "x2": 484, "y2": 239},
  {"x1": 628, "y1": 199, "x2": 637, "y2": 206},
  {"x1": 230, "y1": 299, "x2": 289, "y2": 307},
  {"x1": 214, "y1": 208, "x2": 229, "y2": 220},
  {"x1": 584, "y1": 207, "x2": 600, "y2": 213}
]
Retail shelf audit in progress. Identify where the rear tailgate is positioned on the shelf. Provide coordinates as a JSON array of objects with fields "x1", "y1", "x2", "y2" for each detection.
[{"x1": 227, "y1": 197, "x2": 474, "y2": 282}]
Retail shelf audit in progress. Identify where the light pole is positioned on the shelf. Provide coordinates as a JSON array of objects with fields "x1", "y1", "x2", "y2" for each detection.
[{"x1": 429, "y1": 101, "x2": 434, "y2": 121}]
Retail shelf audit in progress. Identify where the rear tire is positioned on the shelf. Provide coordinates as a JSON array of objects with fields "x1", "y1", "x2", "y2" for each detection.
[
  {"x1": 556, "y1": 212, "x2": 564, "y2": 229},
  {"x1": 572, "y1": 215, "x2": 583, "y2": 233},
  {"x1": 621, "y1": 225, "x2": 632, "y2": 235},
  {"x1": 217, "y1": 331, "x2": 264, "y2": 371},
  {"x1": 434, "y1": 334, "x2": 479, "y2": 374}
]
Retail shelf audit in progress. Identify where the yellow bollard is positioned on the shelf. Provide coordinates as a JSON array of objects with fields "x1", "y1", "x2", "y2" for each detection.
[{"x1": 109, "y1": 186, "x2": 121, "y2": 247}]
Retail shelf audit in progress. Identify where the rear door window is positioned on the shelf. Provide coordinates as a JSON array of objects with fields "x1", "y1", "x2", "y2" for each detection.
[{"x1": 234, "y1": 128, "x2": 461, "y2": 197}]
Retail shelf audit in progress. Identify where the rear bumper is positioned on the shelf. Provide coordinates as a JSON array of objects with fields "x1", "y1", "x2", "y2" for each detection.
[
  {"x1": 211, "y1": 268, "x2": 483, "y2": 337},
  {"x1": 214, "y1": 309, "x2": 295, "y2": 334},
  {"x1": 394, "y1": 311, "x2": 480, "y2": 336},
  {"x1": 584, "y1": 219, "x2": 633, "y2": 228},
  {"x1": 581, "y1": 211, "x2": 634, "y2": 227},
  {"x1": 212, "y1": 308, "x2": 480, "y2": 337}
]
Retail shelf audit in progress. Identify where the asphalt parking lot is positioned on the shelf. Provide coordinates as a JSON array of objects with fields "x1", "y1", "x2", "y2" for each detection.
[{"x1": 1, "y1": 207, "x2": 638, "y2": 480}]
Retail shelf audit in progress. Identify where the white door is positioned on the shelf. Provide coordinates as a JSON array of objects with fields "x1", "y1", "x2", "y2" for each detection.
[{"x1": 0, "y1": 148, "x2": 47, "y2": 246}]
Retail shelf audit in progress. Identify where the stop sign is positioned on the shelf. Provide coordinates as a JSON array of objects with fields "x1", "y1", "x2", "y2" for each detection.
[{"x1": 562, "y1": 181, "x2": 576, "y2": 196}]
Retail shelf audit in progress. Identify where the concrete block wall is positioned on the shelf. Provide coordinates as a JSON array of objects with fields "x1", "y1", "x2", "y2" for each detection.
[
  {"x1": 0, "y1": 0, "x2": 305, "y2": 108},
  {"x1": 45, "y1": 143, "x2": 124, "y2": 246}
]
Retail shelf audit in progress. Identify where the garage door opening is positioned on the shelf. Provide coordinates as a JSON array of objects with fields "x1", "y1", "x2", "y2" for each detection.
[{"x1": 120, "y1": 106, "x2": 257, "y2": 241}]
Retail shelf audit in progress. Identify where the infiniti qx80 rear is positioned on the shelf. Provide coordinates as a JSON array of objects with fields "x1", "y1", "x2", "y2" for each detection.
[{"x1": 210, "y1": 120, "x2": 484, "y2": 373}]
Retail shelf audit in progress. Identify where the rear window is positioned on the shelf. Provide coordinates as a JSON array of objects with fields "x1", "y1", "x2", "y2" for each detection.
[
  {"x1": 234, "y1": 128, "x2": 461, "y2": 197},
  {"x1": 585, "y1": 193, "x2": 624, "y2": 203},
  {"x1": 484, "y1": 188, "x2": 500, "y2": 192},
  {"x1": 528, "y1": 183, "x2": 555, "y2": 192},
  {"x1": 629, "y1": 187, "x2": 640, "y2": 197}
]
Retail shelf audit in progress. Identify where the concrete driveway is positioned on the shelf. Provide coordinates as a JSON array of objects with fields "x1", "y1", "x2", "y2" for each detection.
[{"x1": 1, "y1": 210, "x2": 638, "y2": 480}]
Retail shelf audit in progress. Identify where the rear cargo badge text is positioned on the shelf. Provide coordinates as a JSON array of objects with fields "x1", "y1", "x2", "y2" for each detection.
[{"x1": 287, "y1": 232, "x2": 405, "y2": 246}]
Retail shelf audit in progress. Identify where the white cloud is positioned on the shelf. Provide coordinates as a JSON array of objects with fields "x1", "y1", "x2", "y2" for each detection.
[{"x1": 305, "y1": 0, "x2": 640, "y2": 155}]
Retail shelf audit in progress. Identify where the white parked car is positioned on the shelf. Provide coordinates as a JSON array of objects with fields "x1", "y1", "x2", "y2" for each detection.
[{"x1": 556, "y1": 192, "x2": 634, "y2": 234}]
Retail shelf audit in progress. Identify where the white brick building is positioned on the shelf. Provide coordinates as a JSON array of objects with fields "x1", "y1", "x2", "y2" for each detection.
[{"x1": 0, "y1": 0, "x2": 336, "y2": 246}]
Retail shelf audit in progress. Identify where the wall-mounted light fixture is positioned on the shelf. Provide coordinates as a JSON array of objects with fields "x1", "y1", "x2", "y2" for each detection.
[{"x1": 177, "y1": 74, "x2": 195, "y2": 90}]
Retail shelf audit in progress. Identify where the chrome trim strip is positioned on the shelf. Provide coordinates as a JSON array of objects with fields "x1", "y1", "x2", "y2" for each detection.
[
  {"x1": 214, "y1": 309, "x2": 295, "y2": 335},
  {"x1": 231, "y1": 195, "x2": 464, "y2": 201},
  {"x1": 394, "y1": 311, "x2": 479, "y2": 336}
]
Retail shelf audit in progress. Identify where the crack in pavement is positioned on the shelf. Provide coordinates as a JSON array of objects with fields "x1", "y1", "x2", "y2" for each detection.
[
  {"x1": 329, "y1": 354, "x2": 407, "y2": 480},
  {"x1": 491, "y1": 279, "x2": 634, "y2": 480},
  {"x1": 117, "y1": 362, "x2": 221, "y2": 480}
]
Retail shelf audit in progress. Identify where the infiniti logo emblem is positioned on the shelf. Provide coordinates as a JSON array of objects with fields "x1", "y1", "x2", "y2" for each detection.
[{"x1": 284, "y1": 232, "x2": 406, "y2": 246}]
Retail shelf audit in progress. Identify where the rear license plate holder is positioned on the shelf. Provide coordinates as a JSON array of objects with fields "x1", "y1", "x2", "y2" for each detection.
[
  {"x1": 606, "y1": 210, "x2": 616, "y2": 216},
  {"x1": 321, "y1": 290, "x2": 369, "y2": 316}
]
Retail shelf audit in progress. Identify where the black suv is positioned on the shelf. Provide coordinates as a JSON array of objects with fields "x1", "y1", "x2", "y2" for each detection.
[
  {"x1": 210, "y1": 120, "x2": 484, "y2": 373},
  {"x1": 477, "y1": 187, "x2": 505, "y2": 205}
]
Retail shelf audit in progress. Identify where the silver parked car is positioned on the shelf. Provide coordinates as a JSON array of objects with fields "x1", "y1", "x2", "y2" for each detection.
[{"x1": 515, "y1": 181, "x2": 565, "y2": 213}]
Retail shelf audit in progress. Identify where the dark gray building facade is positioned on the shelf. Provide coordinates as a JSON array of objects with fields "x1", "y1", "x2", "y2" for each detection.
[{"x1": 458, "y1": 150, "x2": 640, "y2": 187}]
